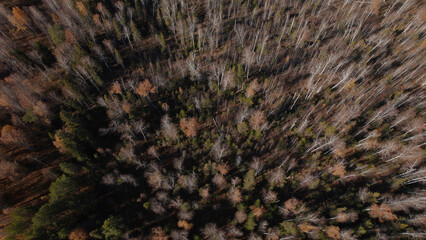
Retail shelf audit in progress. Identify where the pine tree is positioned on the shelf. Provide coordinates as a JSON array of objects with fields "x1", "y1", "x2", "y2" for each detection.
[
  {"x1": 102, "y1": 216, "x2": 126, "y2": 240},
  {"x1": 244, "y1": 212, "x2": 257, "y2": 231},
  {"x1": 48, "y1": 24, "x2": 65, "y2": 45},
  {"x1": 159, "y1": 32, "x2": 166, "y2": 54},
  {"x1": 112, "y1": 19, "x2": 122, "y2": 40},
  {"x1": 243, "y1": 169, "x2": 256, "y2": 191},
  {"x1": 114, "y1": 48, "x2": 124, "y2": 68},
  {"x1": 130, "y1": 20, "x2": 141, "y2": 42}
]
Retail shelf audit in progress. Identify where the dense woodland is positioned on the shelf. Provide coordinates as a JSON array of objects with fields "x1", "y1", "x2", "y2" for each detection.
[{"x1": 0, "y1": 0, "x2": 425, "y2": 239}]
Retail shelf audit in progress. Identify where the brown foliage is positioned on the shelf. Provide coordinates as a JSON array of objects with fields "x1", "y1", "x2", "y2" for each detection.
[
  {"x1": 96, "y1": 2, "x2": 109, "y2": 17},
  {"x1": 76, "y1": 2, "x2": 88, "y2": 16},
  {"x1": 9, "y1": 7, "x2": 30, "y2": 32},
  {"x1": 33, "y1": 101, "x2": 51, "y2": 125},
  {"x1": 325, "y1": 226, "x2": 340, "y2": 240},
  {"x1": 369, "y1": 203, "x2": 397, "y2": 222},
  {"x1": 146, "y1": 171, "x2": 162, "y2": 190},
  {"x1": 228, "y1": 187, "x2": 242, "y2": 205},
  {"x1": 0, "y1": 125, "x2": 27, "y2": 145},
  {"x1": 330, "y1": 163, "x2": 346, "y2": 178},
  {"x1": 370, "y1": 0, "x2": 381, "y2": 15},
  {"x1": 110, "y1": 81, "x2": 122, "y2": 94},
  {"x1": 250, "y1": 110, "x2": 266, "y2": 130},
  {"x1": 216, "y1": 162, "x2": 230, "y2": 175},
  {"x1": 161, "y1": 102, "x2": 169, "y2": 111},
  {"x1": 65, "y1": 28, "x2": 76, "y2": 44},
  {"x1": 200, "y1": 188, "x2": 209, "y2": 198},
  {"x1": 245, "y1": 79, "x2": 260, "y2": 98},
  {"x1": 0, "y1": 160, "x2": 22, "y2": 181},
  {"x1": 93, "y1": 14, "x2": 102, "y2": 26},
  {"x1": 51, "y1": 13, "x2": 60, "y2": 24},
  {"x1": 13, "y1": 7, "x2": 29, "y2": 25},
  {"x1": 298, "y1": 222, "x2": 317, "y2": 233},
  {"x1": 179, "y1": 117, "x2": 199, "y2": 137},
  {"x1": 336, "y1": 212, "x2": 358, "y2": 223},
  {"x1": 121, "y1": 102, "x2": 132, "y2": 114},
  {"x1": 69, "y1": 227, "x2": 89, "y2": 240},
  {"x1": 212, "y1": 173, "x2": 226, "y2": 188},
  {"x1": 136, "y1": 79, "x2": 156, "y2": 97},
  {"x1": 177, "y1": 220, "x2": 193, "y2": 231},
  {"x1": 52, "y1": 131, "x2": 67, "y2": 153},
  {"x1": 250, "y1": 205, "x2": 265, "y2": 220},
  {"x1": 151, "y1": 227, "x2": 169, "y2": 240},
  {"x1": 33, "y1": 101, "x2": 49, "y2": 118},
  {"x1": 284, "y1": 198, "x2": 302, "y2": 214},
  {"x1": 285, "y1": 55, "x2": 290, "y2": 64}
]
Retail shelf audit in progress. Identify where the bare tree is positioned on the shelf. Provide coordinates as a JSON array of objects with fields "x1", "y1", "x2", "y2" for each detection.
[
  {"x1": 210, "y1": 62, "x2": 227, "y2": 91},
  {"x1": 173, "y1": 157, "x2": 184, "y2": 172},
  {"x1": 268, "y1": 167, "x2": 285, "y2": 187},
  {"x1": 161, "y1": 115, "x2": 179, "y2": 142},
  {"x1": 177, "y1": 209, "x2": 193, "y2": 221},
  {"x1": 123, "y1": 25, "x2": 133, "y2": 49},
  {"x1": 171, "y1": 230, "x2": 189, "y2": 240},
  {"x1": 249, "y1": 158, "x2": 264, "y2": 176},
  {"x1": 145, "y1": 170, "x2": 163, "y2": 191},
  {"x1": 150, "y1": 198, "x2": 166, "y2": 215},
  {"x1": 234, "y1": 24, "x2": 247, "y2": 48},
  {"x1": 227, "y1": 225, "x2": 243, "y2": 238},
  {"x1": 340, "y1": 229, "x2": 357, "y2": 240},
  {"x1": 212, "y1": 173, "x2": 226, "y2": 188},
  {"x1": 118, "y1": 144, "x2": 135, "y2": 161},
  {"x1": 250, "y1": 109, "x2": 268, "y2": 131},
  {"x1": 234, "y1": 210, "x2": 247, "y2": 225},
  {"x1": 118, "y1": 174, "x2": 138, "y2": 186},
  {"x1": 186, "y1": 53, "x2": 201, "y2": 81},
  {"x1": 248, "y1": 233, "x2": 262, "y2": 240},
  {"x1": 28, "y1": 6, "x2": 48, "y2": 33},
  {"x1": 131, "y1": 119, "x2": 148, "y2": 140},
  {"x1": 148, "y1": 145, "x2": 161, "y2": 161},
  {"x1": 262, "y1": 190, "x2": 278, "y2": 204},
  {"x1": 92, "y1": 45, "x2": 109, "y2": 69},
  {"x1": 202, "y1": 223, "x2": 225, "y2": 240},
  {"x1": 0, "y1": 160, "x2": 22, "y2": 181},
  {"x1": 407, "y1": 214, "x2": 426, "y2": 228},
  {"x1": 180, "y1": 172, "x2": 197, "y2": 193},
  {"x1": 242, "y1": 47, "x2": 256, "y2": 78},
  {"x1": 211, "y1": 139, "x2": 228, "y2": 160},
  {"x1": 102, "y1": 173, "x2": 116, "y2": 185},
  {"x1": 387, "y1": 194, "x2": 426, "y2": 213}
]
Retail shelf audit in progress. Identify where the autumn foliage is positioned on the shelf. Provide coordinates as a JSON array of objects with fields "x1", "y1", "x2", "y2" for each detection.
[
  {"x1": 0, "y1": 125, "x2": 26, "y2": 145},
  {"x1": 369, "y1": 203, "x2": 397, "y2": 223},
  {"x1": 179, "y1": 117, "x2": 199, "y2": 137},
  {"x1": 8, "y1": 7, "x2": 30, "y2": 32},
  {"x1": 1, "y1": 0, "x2": 424, "y2": 239},
  {"x1": 69, "y1": 227, "x2": 89, "y2": 240},
  {"x1": 325, "y1": 226, "x2": 341, "y2": 240},
  {"x1": 136, "y1": 79, "x2": 156, "y2": 97}
]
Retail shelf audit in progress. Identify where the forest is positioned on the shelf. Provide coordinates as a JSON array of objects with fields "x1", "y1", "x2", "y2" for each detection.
[{"x1": 0, "y1": 0, "x2": 424, "y2": 239}]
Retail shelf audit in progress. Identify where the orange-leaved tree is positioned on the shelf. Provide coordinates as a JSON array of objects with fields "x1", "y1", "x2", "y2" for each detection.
[
  {"x1": 8, "y1": 7, "x2": 30, "y2": 33},
  {"x1": 179, "y1": 117, "x2": 199, "y2": 137}
]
